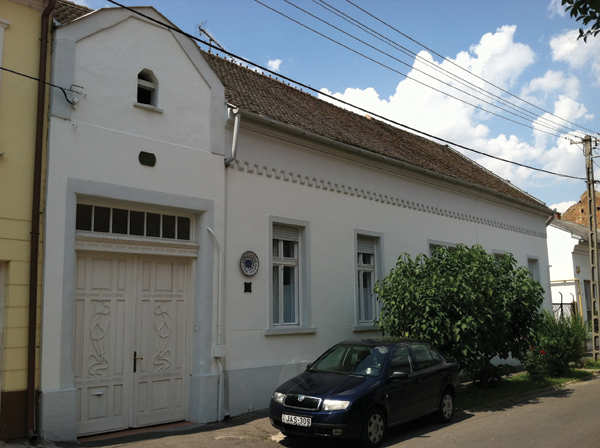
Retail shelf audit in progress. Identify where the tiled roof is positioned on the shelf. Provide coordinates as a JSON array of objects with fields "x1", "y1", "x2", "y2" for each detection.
[
  {"x1": 54, "y1": 0, "x2": 92, "y2": 26},
  {"x1": 203, "y1": 52, "x2": 546, "y2": 208}
]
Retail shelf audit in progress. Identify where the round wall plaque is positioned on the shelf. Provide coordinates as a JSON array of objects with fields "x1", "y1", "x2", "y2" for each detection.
[{"x1": 240, "y1": 251, "x2": 259, "y2": 276}]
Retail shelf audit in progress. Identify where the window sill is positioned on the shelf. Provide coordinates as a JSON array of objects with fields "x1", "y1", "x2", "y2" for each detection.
[
  {"x1": 353, "y1": 324, "x2": 378, "y2": 332},
  {"x1": 134, "y1": 102, "x2": 164, "y2": 113},
  {"x1": 264, "y1": 326, "x2": 317, "y2": 336}
]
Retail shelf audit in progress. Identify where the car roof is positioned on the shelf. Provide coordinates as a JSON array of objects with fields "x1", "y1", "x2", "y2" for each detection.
[{"x1": 336, "y1": 337, "x2": 425, "y2": 347}]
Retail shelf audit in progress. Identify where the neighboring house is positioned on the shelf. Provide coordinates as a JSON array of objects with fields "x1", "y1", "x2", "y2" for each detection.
[
  {"x1": 39, "y1": 4, "x2": 553, "y2": 441},
  {"x1": 560, "y1": 190, "x2": 600, "y2": 226},
  {"x1": 0, "y1": 0, "x2": 80, "y2": 439},
  {"x1": 547, "y1": 219, "x2": 591, "y2": 319}
]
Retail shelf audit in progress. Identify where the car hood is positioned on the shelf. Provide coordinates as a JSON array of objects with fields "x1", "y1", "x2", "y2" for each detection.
[{"x1": 277, "y1": 370, "x2": 378, "y2": 399}]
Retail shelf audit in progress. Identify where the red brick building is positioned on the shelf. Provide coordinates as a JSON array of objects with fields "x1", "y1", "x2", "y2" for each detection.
[{"x1": 561, "y1": 190, "x2": 600, "y2": 226}]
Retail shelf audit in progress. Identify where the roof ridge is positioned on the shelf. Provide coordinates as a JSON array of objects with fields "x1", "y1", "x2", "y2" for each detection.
[
  {"x1": 57, "y1": 0, "x2": 92, "y2": 13},
  {"x1": 441, "y1": 143, "x2": 544, "y2": 205},
  {"x1": 54, "y1": 0, "x2": 94, "y2": 25},
  {"x1": 206, "y1": 51, "x2": 318, "y2": 98},
  {"x1": 203, "y1": 50, "x2": 546, "y2": 208}
]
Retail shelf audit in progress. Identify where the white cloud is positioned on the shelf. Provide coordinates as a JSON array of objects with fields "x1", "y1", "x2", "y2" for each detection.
[
  {"x1": 318, "y1": 24, "x2": 590, "y2": 194},
  {"x1": 548, "y1": 0, "x2": 567, "y2": 17},
  {"x1": 550, "y1": 200, "x2": 576, "y2": 213},
  {"x1": 550, "y1": 29, "x2": 600, "y2": 82},
  {"x1": 521, "y1": 70, "x2": 580, "y2": 102},
  {"x1": 465, "y1": 25, "x2": 535, "y2": 88},
  {"x1": 268, "y1": 59, "x2": 282, "y2": 72}
]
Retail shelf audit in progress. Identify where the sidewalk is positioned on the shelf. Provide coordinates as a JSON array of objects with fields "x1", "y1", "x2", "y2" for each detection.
[{"x1": 0, "y1": 411, "x2": 287, "y2": 448}]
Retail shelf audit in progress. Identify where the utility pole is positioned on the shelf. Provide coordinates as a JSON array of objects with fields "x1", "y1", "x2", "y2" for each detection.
[{"x1": 581, "y1": 135, "x2": 600, "y2": 360}]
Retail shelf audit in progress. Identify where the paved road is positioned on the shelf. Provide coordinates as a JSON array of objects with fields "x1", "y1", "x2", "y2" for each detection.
[{"x1": 4, "y1": 375, "x2": 599, "y2": 448}]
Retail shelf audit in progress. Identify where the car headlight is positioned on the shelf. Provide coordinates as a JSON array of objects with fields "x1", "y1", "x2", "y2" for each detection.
[
  {"x1": 322, "y1": 399, "x2": 351, "y2": 411},
  {"x1": 272, "y1": 392, "x2": 286, "y2": 405}
]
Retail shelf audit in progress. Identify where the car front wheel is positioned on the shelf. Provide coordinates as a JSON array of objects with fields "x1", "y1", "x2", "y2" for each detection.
[
  {"x1": 436, "y1": 388, "x2": 454, "y2": 423},
  {"x1": 360, "y1": 407, "x2": 386, "y2": 448}
]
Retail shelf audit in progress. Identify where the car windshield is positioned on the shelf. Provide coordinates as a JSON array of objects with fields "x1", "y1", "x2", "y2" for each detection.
[{"x1": 310, "y1": 345, "x2": 389, "y2": 377}]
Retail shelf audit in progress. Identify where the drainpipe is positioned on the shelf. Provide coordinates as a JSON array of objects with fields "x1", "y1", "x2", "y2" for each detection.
[
  {"x1": 224, "y1": 107, "x2": 241, "y2": 167},
  {"x1": 27, "y1": 0, "x2": 57, "y2": 441},
  {"x1": 545, "y1": 209, "x2": 557, "y2": 227},
  {"x1": 207, "y1": 228, "x2": 225, "y2": 420}
]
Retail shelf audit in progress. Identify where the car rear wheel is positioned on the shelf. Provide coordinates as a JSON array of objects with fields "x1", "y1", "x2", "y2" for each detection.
[
  {"x1": 360, "y1": 407, "x2": 386, "y2": 448},
  {"x1": 436, "y1": 388, "x2": 454, "y2": 423}
]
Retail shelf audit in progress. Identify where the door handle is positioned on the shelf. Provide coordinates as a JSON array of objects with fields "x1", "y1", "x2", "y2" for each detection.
[{"x1": 133, "y1": 351, "x2": 143, "y2": 373}]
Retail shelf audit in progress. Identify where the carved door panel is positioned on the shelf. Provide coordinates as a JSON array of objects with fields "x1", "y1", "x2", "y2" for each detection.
[
  {"x1": 75, "y1": 253, "x2": 189, "y2": 435},
  {"x1": 74, "y1": 253, "x2": 134, "y2": 435},
  {"x1": 132, "y1": 258, "x2": 188, "y2": 427}
]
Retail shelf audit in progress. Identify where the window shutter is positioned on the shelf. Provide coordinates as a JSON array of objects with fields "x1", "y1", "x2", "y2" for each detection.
[
  {"x1": 273, "y1": 225, "x2": 299, "y2": 241},
  {"x1": 357, "y1": 236, "x2": 375, "y2": 254}
]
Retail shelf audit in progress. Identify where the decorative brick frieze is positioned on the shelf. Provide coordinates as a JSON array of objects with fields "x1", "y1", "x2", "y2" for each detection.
[{"x1": 230, "y1": 159, "x2": 547, "y2": 238}]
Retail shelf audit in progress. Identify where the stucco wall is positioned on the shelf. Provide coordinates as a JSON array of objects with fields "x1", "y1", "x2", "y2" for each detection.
[
  {"x1": 0, "y1": 0, "x2": 46, "y2": 410},
  {"x1": 41, "y1": 9, "x2": 226, "y2": 440},
  {"x1": 221, "y1": 121, "x2": 553, "y2": 414},
  {"x1": 548, "y1": 225, "x2": 591, "y2": 318}
]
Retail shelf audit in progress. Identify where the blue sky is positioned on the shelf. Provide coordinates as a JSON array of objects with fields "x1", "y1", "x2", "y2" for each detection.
[{"x1": 78, "y1": 0, "x2": 600, "y2": 212}]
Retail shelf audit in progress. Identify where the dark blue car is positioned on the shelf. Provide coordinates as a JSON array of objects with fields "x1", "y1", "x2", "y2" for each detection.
[{"x1": 268, "y1": 337, "x2": 459, "y2": 448}]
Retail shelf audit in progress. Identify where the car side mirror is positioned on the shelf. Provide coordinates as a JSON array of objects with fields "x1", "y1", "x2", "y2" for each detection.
[
  {"x1": 306, "y1": 363, "x2": 312, "y2": 371},
  {"x1": 389, "y1": 370, "x2": 408, "y2": 381}
]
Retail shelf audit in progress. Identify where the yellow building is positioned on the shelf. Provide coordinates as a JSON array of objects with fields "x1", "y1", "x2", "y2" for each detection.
[{"x1": 0, "y1": 0, "x2": 54, "y2": 439}]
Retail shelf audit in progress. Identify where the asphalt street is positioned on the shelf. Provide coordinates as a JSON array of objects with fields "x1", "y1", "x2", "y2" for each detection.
[{"x1": 3, "y1": 375, "x2": 599, "y2": 448}]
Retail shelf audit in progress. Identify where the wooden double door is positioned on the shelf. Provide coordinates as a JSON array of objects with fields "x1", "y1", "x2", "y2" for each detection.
[{"x1": 74, "y1": 252, "x2": 189, "y2": 435}]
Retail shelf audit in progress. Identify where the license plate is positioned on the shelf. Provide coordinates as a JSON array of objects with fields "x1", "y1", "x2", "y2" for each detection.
[{"x1": 282, "y1": 414, "x2": 312, "y2": 427}]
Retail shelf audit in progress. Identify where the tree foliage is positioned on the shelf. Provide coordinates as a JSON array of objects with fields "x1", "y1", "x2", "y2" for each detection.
[
  {"x1": 375, "y1": 244, "x2": 545, "y2": 385},
  {"x1": 562, "y1": 0, "x2": 600, "y2": 41}
]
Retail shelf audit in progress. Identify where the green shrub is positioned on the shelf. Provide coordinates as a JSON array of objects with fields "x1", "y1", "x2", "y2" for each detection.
[
  {"x1": 375, "y1": 244, "x2": 544, "y2": 387},
  {"x1": 526, "y1": 310, "x2": 588, "y2": 377},
  {"x1": 523, "y1": 348, "x2": 548, "y2": 380}
]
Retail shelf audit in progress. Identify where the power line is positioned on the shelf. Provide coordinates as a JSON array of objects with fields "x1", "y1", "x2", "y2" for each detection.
[
  {"x1": 255, "y1": 0, "x2": 570, "y2": 140},
  {"x1": 0, "y1": 66, "x2": 82, "y2": 104},
  {"x1": 344, "y1": 0, "x2": 600, "y2": 138},
  {"x1": 313, "y1": 0, "x2": 586, "y2": 139},
  {"x1": 102, "y1": 0, "x2": 587, "y2": 182}
]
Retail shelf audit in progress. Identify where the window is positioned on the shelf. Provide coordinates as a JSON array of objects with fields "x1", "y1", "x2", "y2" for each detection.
[
  {"x1": 527, "y1": 258, "x2": 540, "y2": 282},
  {"x1": 272, "y1": 225, "x2": 299, "y2": 325},
  {"x1": 410, "y1": 343, "x2": 441, "y2": 370},
  {"x1": 75, "y1": 204, "x2": 191, "y2": 240},
  {"x1": 357, "y1": 236, "x2": 376, "y2": 323},
  {"x1": 136, "y1": 69, "x2": 158, "y2": 107},
  {"x1": 493, "y1": 251, "x2": 507, "y2": 260},
  {"x1": 390, "y1": 346, "x2": 413, "y2": 374},
  {"x1": 429, "y1": 241, "x2": 457, "y2": 256}
]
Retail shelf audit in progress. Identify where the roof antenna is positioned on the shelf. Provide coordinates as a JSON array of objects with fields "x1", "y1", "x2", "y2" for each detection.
[{"x1": 199, "y1": 21, "x2": 226, "y2": 52}]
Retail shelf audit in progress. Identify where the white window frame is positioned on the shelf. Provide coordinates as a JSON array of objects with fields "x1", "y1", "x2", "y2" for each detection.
[
  {"x1": 527, "y1": 256, "x2": 540, "y2": 282},
  {"x1": 272, "y1": 226, "x2": 299, "y2": 326},
  {"x1": 134, "y1": 68, "x2": 163, "y2": 113},
  {"x1": 428, "y1": 239, "x2": 457, "y2": 256},
  {"x1": 266, "y1": 217, "x2": 314, "y2": 336},
  {"x1": 492, "y1": 250, "x2": 508, "y2": 261},
  {"x1": 354, "y1": 230, "x2": 383, "y2": 331},
  {"x1": 357, "y1": 236, "x2": 376, "y2": 324}
]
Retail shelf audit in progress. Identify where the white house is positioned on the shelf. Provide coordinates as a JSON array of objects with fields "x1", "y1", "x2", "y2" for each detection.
[
  {"x1": 40, "y1": 4, "x2": 553, "y2": 441},
  {"x1": 547, "y1": 219, "x2": 594, "y2": 323}
]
